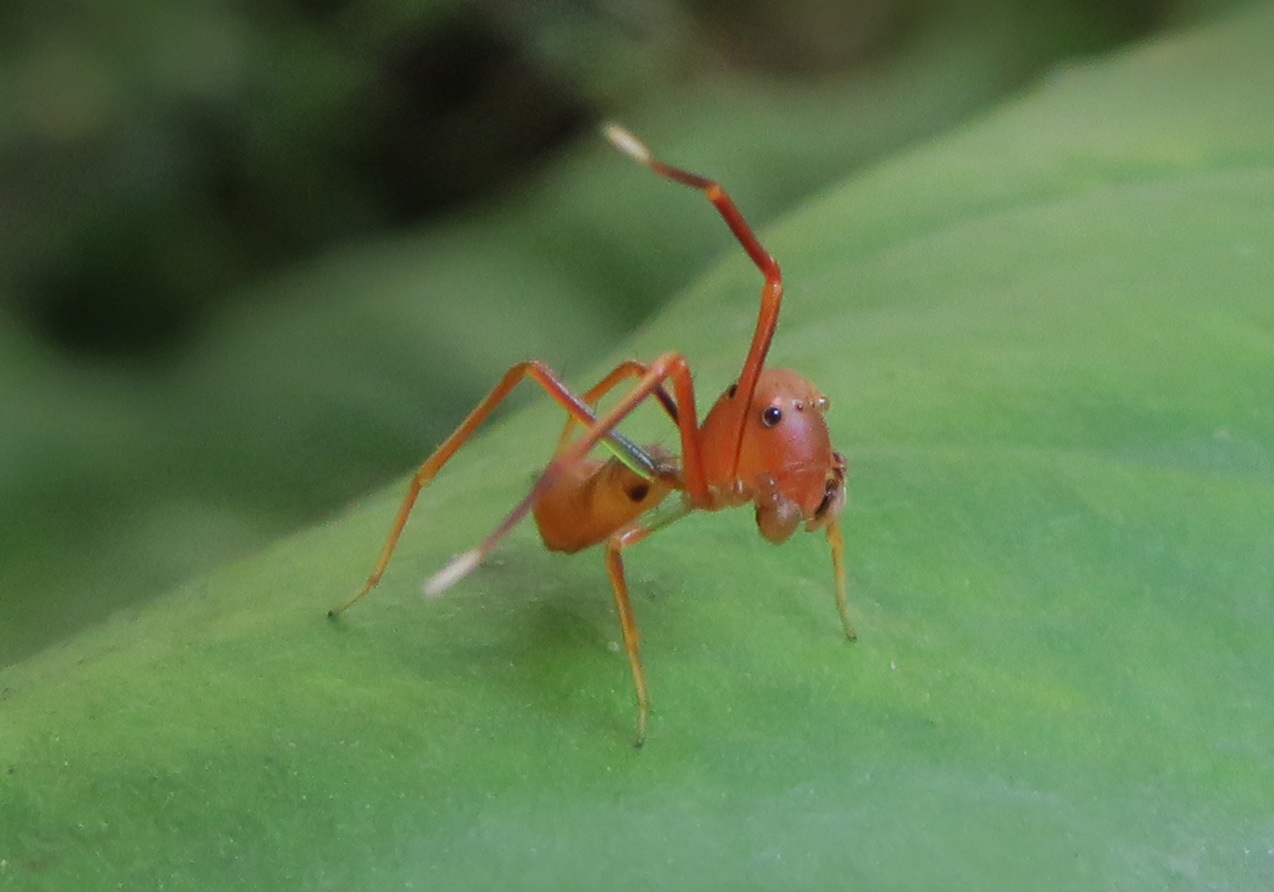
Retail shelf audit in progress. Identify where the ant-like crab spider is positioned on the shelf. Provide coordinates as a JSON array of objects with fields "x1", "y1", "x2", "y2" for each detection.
[{"x1": 329, "y1": 124, "x2": 853, "y2": 746}]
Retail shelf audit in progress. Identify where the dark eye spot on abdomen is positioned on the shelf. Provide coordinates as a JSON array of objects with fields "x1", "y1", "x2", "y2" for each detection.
[{"x1": 627, "y1": 483, "x2": 650, "y2": 502}]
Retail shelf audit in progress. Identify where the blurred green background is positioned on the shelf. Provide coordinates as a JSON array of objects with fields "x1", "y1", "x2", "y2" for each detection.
[{"x1": 0, "y1": 0, "x2": 1249, "y2": 662}]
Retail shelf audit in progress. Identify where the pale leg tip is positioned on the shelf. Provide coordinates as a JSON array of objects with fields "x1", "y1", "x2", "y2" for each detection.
[
  {"x1": 601, "y1": 122, "x2": 652, "y2": 164},
  {"x1": 423, "y1": 549, "x2": 482, "y2": 598}
]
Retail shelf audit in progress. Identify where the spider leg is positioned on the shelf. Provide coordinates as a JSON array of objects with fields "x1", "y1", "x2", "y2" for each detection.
[
  {"x1": 603, "y1": 497, "x2": 694, "y2": 747},
  {"x1": 423, "y1": 351, "x2": 710, "y2": 598},
  {"x1": 330, "y1": 360, "x2": 646, "y2": 616}
]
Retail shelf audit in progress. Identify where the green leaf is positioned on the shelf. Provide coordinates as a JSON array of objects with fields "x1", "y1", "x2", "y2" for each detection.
[
  {"x1": 0, "y1": 0, "x2": 1170, "y2": 663},
  {"x1": 3, "y1": 3, "x2": 1273, "y2": 889}
]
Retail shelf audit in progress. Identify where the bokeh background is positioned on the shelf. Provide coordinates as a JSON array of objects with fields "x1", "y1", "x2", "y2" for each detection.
[{"x1": 0, "y1": 0, "x2": 1243, "y2": 663}]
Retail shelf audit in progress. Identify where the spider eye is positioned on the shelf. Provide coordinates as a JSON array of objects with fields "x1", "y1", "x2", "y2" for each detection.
[{"x1": 761, "y1": 406, "x2": 783, "y2": 427}]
